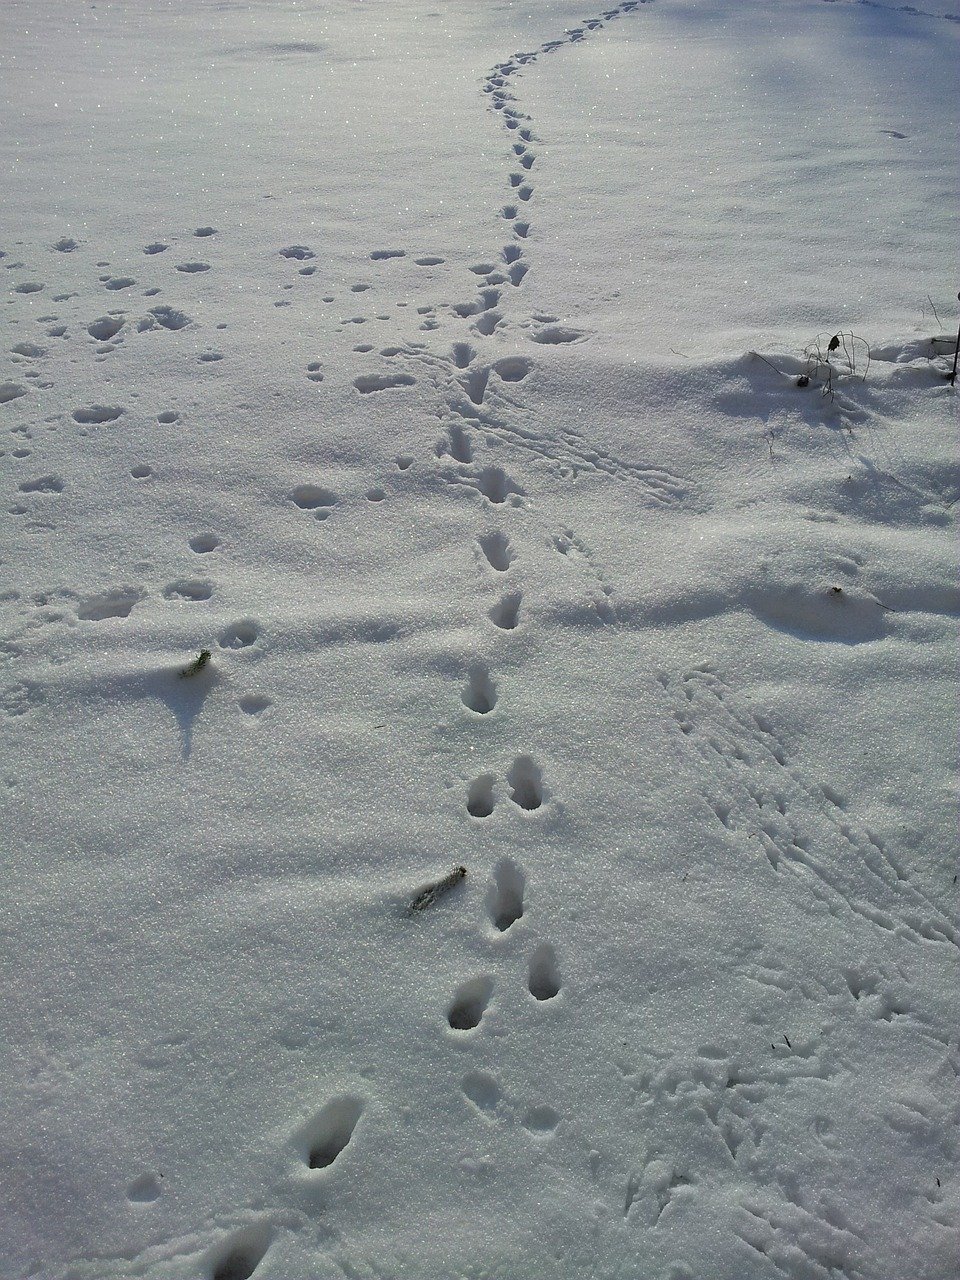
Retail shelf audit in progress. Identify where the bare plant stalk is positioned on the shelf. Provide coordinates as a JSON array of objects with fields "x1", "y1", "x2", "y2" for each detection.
[{"x1": 409, "y1": 865, "x2": 467, "y2": 913}]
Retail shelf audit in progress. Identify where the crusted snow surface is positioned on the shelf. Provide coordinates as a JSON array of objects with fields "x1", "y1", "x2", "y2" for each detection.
[{"x1": 1, "y1": 1, "x2": 958, "y2": 1277}]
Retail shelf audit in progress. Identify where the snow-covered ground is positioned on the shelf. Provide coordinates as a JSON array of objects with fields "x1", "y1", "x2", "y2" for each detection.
[{"x1": 1, "y1": 1, "x2": 958, "y2": 1276}]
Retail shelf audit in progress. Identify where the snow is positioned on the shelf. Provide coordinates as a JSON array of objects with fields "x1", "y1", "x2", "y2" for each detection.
[{"x1": 1, "y1": 1, "x2": 958, "y2": 1277}]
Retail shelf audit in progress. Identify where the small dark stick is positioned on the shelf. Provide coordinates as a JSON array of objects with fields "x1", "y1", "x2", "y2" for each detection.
[
  {"x1": 409, "y1": 865, "x2": 467, "y2": 913},
  {"x1": 950, "y1": 292, "x2": 960, "y2": 386},
  {"x1": 180, "y1": 650, "x2": 211, "y2": 678}
]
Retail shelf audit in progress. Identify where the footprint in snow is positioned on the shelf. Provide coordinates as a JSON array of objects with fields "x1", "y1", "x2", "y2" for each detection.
[
  {"x1": 462, "y1": 1071, "x2": 502, "y2": 1114},
  {"x1": 487, "y1": 858, "x2": 525, "y2": 931},
  {"x1": 208, "y1": 1221, "x2": 274, "y2": 1280},
  {"x1": 462, "y1": 665, "x2": 498, "y2": 715},
  {"x1": 528, "y1": 942, "x2": 561, "y2": 1000},
  {"x1": 294, "y1": 1095, "x2": 365, "y2": 1170},
  {"x1": 467, "y1": 774, "x2": 496, "y2": 818},
  {"x1": 447, "y1": 976, "x2": 494, "y2": 1031}
]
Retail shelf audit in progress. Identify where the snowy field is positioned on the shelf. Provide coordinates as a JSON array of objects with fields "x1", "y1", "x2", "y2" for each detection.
[{"x1": 1, "y1": 0, "x2": 958, "y2": 1276}]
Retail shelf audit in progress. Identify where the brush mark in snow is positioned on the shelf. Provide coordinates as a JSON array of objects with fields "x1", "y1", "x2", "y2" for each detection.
[
  {"x1": 353, "y1": 372, "x2": 416, "y2": 393},
  {"x1": 163, "y1": 579, "x2": 213, "y2": 601},
  {"x1": 18, "y1": 475, "x2": 63, "y2": 493}
]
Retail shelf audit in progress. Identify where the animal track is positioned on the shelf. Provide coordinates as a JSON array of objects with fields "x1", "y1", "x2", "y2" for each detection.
[
  {"x1": 19, "y1": 475, "x2": 63, "y2": 494},
  {"x1": 299, "y1": 1096, "x2": 364, "y2": 1170},
  {"x1": 87, "y1": 316, "x2": 125, "y2": 340},
  {"x1": 72, "y1": 405, "x2": 124, "y2": 424},
  {"x1": 447, "y1": 976, "x2": 493, "y2": 1031},
  {"x1": 487, "y1": 859, "x2": 525, "y2": 931},
  {"x1": 445, "y1": 423, "x2": 473, "y2": 463},
  {"x1": 237, "y1": 694, "x2": 270, "y2": 718},
  {"x1": 462, "y1": 666, "x2": 497, "y2": 714},
  {"x1": 662, "y1": 665, "x2": 959, "y2": 950},
  {"x1": 508, "y1": 756, "x2": 543, "y2": 809},
  {"x1": 522, "y1": 1105, "x2": 560, "y2": 1135},
  {"x1": 478, "y1": 530, "x2": 514, "y2": 571},
  {"x1": 491, "y1": 358, "x2": 529, "y2": 381},
  {"x1": 466, "y1": 466, "x2": 525, "y2": 505},
  {"x1": 219, "y1": 621, "x2": 259, "y2": 648},
  {"x1": 462, "y1": 366, "x2": 489, "y2": 406},
  {"x1": 76, "y1": 587, "x2": 143, "y2": 621},
  {"x1": 289, "y1": 483, "x2": 337, "y2": 510},
  {"x1": 532, "y1": 325, "x2": 586, "y2": 345},
  {"x1": 462, "y1": 1071, "x2": 501, "y2": 1113},
  {"x1": 489, "y1": 592, "x2": 522, "y2": 630},
  {"x1": 528, "y1": 943, "x2": 561, "y2": 999},
  {"x1": 467, "y1": 774, "x2": 496, "y2": 818},
  {"x1": 142, "y1": 304, "x2": 190, "y2": 331},
  {"x1": 126, "y1": 1174, "x2": 162, "y2": 1203},
  {"x1": 209, "y1": 1222, "x2": 274, "y2": 1280}
]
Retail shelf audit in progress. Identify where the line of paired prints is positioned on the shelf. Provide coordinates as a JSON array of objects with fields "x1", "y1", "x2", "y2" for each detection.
[{"x1": 198, "y1": 8, "x2": 651, "y2": 1279}]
